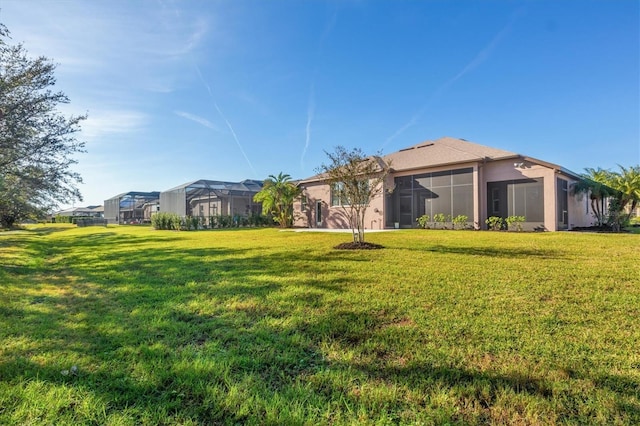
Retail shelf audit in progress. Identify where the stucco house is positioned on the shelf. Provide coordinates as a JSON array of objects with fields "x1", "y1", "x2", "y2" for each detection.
[
  {"x1": 54, "y1": 205, "x2": 104, "y2": 218},
  {"x1": 294, "y1": 137, "x2": 593, "y2": 231}
]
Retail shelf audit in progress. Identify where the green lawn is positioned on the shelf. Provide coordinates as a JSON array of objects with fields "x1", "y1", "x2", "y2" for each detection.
[{"x1": 1, "y1": 225, "x2": 638, "y2": 425}]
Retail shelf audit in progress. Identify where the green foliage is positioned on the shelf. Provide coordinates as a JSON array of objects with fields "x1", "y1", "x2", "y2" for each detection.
[
  {"x1": 316, "y1": 146, "x2": 390, "y2": 243},
  {"x1": 151, "y1": 212, "x2": 182, "y2": 230},
  {"x1": 486, "y1": 216, "x2": 505, "y2": 231},
  {"x1": 416, "y1": 214, "x2": 430, "y2": 229},
  {"x1": 54, "y1": 214, "x2": 74, "y2": 224},
  {"x1": 248, "y1": 213, "x2": 272, "y2": 227},
  {"x1": 575, "y1": 165, "x2": 640, "y2": 230},
  {"x1": 452, "y1": 214, "x2": 469, "y2": 230},
  {"x1": 217, "y1": 214, "x2": 233, "y2": 228},
  {"x1": 169, "y1": 214, "x2": 273, "y2": 230},
  {"x1": 505, "y1": 215, "x2": 526, "y2": 231},
  {"x1": 0, "y1": 25, "x2": 86, "y2": 227},
  {"x1": 418, "y1": 214, "x2": 469, "y2": 230},
  {"x1": 1, "y1": 225, "x2": 638, "y2": 424},
  {"x1": 432, "y1": 213, "x2": 447, "y2": 229},
  {"x1": 254, "y1": 172, "x2": 300, "y2": 228}
]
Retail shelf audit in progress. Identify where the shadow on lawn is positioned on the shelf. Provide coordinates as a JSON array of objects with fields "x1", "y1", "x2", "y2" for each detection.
[
  {"x1": 422, "y1": 245, "x2": 565, "y2": 259},
  {"x1": 0, "y1": 229, "x2": 635, "y2": 423}
]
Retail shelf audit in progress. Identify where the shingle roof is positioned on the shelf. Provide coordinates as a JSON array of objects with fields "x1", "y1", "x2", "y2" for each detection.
[
  {"x1": 298, "y1": 137, "x2": 583, "y2": 184},
  {"x1": 383, "y1": 136, "x2": 518, "y2": 172}
]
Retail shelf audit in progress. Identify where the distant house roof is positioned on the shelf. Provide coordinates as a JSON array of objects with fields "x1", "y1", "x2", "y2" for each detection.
[
  {"x1": 162, "y1": 179, "x2": 264, "y2": 197},
  {"x1": 54, "y1": 206, "x2": 103, "y2": 216}
]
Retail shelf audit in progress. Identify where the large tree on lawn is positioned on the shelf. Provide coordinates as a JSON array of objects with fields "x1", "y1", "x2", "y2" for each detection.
[
  {"x1": 253, "y1": 172, "x2": 301, "y2": 228},
  {"x1": 316, "y1": 146, "x2": 390, "y2": 245},
  {"x1": 0, "y1": 24, "x2": 86, "y2": 227}
]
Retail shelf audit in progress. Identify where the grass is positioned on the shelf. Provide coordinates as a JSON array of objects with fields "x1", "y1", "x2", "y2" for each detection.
[{"x1": 0, "y1": 224, "x2": 639, "y2": 425}]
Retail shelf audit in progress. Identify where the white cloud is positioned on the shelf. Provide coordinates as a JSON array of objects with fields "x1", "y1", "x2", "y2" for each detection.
[
  {"x1": 214, "y1": 103, "x2": 257, "y2": 177},
  {"x1": 301, "y1": 83, "x2": 315, "y2": 170},
  {"x1": 80, "y1": 110, "x2": 148, "y2": 142},
  {"x1": 1, "y1": 0, "x2": 213, "y2": 91},
  {"x1": 175, "y1": 111, "x2": 219, "y2": 131}
]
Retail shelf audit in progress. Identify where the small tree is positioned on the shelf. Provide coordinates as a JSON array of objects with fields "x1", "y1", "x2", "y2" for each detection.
[
  {"x1": 316, "y1": 146, "x2": 390, "y2": 244},
  {"x1": 253, "y1": 172, "x2": 301, "y2": 228}
]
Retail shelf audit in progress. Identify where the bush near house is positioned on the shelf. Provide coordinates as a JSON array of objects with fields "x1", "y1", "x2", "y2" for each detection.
[
  {"x1": 506, "y1": 215, "x2": 526, "y2": 231},
  {"x1": 486, "y1": 216, "x2": 505, "y2": 231},
  {"x1": 151, "y1": 213, "x2": 273, "y2": 231}
]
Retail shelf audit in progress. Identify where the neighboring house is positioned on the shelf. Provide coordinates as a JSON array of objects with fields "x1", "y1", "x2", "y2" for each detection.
[
  {"x1": 159, "y1": 179, "x2": 263, "y2": 226},
  {"x1": 104, "y1": 191, "x2": 161, "y2": 224},
  {"x1": 54, "y1": 205, "x2": 104, "y2": 218},
  {"x1": 624, "y1": 203, "x2": 640, "y2": 220},
  {"x1": 294, "y1": 137, "x2": 594, "y2": 231}
]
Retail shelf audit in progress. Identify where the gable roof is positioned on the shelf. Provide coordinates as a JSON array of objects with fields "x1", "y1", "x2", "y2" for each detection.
[
  {"x1": 298, "y1": 137, "x2": 583, "y2": 184},
  {"x1": 383, "y1": 136, "x2": 518, "y2": 172},
  {"x1": 297, "y1": 155, "x2": 388, "y2": 185}
]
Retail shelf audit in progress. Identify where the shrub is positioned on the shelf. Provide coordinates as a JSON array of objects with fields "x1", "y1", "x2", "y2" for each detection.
[
  {"x1": 486, "y1": 216, "x2": 504, "y2": 231},
  {"x1": 506, "y1": 215, "x2": 526, "y2": 231},
  {"x1": 416, "y1": 215, "x2": 430, "y2": 229},
  {"x1": 54, "y1": 215, "x2": 73, "y2": 224},
  {"x1": 151, "y1": 212, "x2": 184, "y2": 230},
  {"x1": 433, "y1": 213, "x2": 447, "y2": 229},
  {"x1": 452, "y1": 214, "x2": 469, "y2": 230},
  {"x1": 218, "y1": 215, "x2": 232, "y2": 228}
]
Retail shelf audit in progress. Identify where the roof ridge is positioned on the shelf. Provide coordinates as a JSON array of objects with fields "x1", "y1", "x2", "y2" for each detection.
[{"x1": 437, "y1": 137, "x2": 485, "y2": 159}]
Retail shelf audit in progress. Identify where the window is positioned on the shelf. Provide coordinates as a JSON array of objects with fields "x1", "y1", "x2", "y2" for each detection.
[
  {"x1": 300, "y1": 195, "x2": 308, "y2": 211},
  {"x1": 316, "y1": 201, "x2": 322, "y2": 225},
  {"x1": 331, "y1": 182, "x2": 345, "y2": 206},
  {"x1": 331, "y1": 181, "x2": 369, "y2": 206},
  {"x1": 492, "y1": 188, "x2": 500, "y2": 214}
]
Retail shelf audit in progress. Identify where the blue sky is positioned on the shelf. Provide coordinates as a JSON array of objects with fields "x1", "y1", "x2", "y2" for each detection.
[{"x1": 1, "y1": 0, "x2": 638, "y2": 208}]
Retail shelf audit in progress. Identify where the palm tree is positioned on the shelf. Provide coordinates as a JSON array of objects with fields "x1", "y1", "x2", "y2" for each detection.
[
  {"x1": 611, "y1": 165, "x2": 640, "y2": 224},
  {"x1": 572, "y1": 167, "x2": 617, "y2": 227},
  {"x1": 253, "y1": 172, "x2": 301, "y2": 228}
]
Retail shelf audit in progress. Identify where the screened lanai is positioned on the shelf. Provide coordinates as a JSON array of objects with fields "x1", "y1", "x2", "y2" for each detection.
[
  {"x1": 104, "y1": 191, "x2": 160, "y2": 225},
  {"x1": 159, "y1": 179, "x2": 263, "y2": 225}
]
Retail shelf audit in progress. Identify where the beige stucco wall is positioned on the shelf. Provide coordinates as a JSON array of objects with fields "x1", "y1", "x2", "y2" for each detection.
[
  {"x1": 482, "y1": 159, "x2": 592, "y2": 230},
  {"x1": 567, "y1": 184, "x2": 594, "y2": 228},
  {"x1": 294, "y1": 180, "x2": 385, "y2": 229},
  {"x1": 296, "y1": 159, "x2": 592, "y2": 231},
  {"x1": 482, "y1": 159, "x2": 556, "y2": 230}
]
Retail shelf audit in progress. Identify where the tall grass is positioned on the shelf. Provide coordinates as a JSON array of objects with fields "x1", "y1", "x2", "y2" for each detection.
[{"x1": 1, "y1": 225, "x2": 638, "y2": 424}]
